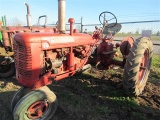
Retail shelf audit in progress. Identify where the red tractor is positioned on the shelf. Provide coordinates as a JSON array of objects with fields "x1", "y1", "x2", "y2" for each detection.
[
  {"x1": 11, "y1": 0, "x2": 153, "y2": 119},
  {"x1": 0, "y1": 3, "x2": 57, "y2": 78}
]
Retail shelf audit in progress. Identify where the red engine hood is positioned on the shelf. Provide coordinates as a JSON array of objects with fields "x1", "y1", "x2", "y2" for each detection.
[{"x1": 14, "y1": 32, "x2": 94, "y2": 49}]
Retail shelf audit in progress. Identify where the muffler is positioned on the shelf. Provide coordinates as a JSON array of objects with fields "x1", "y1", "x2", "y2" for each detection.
[{"x1": 58, "y1": 0, "x2": 66, "y2": 33}]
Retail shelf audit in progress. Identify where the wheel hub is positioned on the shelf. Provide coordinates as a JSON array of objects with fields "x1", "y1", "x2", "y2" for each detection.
[
  {"x1": 138, "y1": 49, "x2": 149, "y2": 84},
  {"x1": 27, "y1": 100, "x2": 49, "y2": 119}
]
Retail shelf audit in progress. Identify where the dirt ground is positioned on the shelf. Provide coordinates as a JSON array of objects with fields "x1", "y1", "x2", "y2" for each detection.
[{"x1": 0, "y1": 67, "x2": 160, "y2": 120}]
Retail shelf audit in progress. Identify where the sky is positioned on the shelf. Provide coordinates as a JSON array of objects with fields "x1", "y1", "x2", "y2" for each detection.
[{"x1": 0, "y1": 0, "x2": 160, "y2": 32}]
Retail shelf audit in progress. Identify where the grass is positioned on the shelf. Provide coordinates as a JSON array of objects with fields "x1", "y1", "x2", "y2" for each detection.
[
  {"x1": 115, "y1": 33, "x2": 141, "y2": 37},
  {"x1": 0, "y1": 61, "x2": 159, "y2": 119},
  {"x1": 115, "y1": 33, "x2": 160, "y2": 40},
  {"x1": 131, "y1": 112, "x2": 146, "y2": 120},
  {"x1": 96, "y1": 106, "x2": 111, "y2": 115},
  {"x1": 152, "y1": 55, "x2": 160, "y2": 68},
  {"x1": 151, "y1": 36, "x2": 160, "y2": 41},
  {"x1": 75, "y1": 72, "x2": 138, "y2": 102},
  {"x1": 151, "y1": 55, "x2": 160, "y2": 79},
  {"x1": 108, "y1": 97, "x2": 138, "y2": 108}
]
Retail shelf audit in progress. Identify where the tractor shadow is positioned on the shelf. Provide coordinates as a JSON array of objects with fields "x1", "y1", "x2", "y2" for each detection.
[
  {"x1": 49, "y1": 68, "x2": 160, "y2": 120},
  {"x1": 0, "y1": 66, "x2": 159, "y2": 120}
]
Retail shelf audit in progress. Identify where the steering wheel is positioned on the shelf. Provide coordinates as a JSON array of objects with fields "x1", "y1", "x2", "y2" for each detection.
[{"x1": 99, "y1": 11, "x2": 117, "y2": 28}]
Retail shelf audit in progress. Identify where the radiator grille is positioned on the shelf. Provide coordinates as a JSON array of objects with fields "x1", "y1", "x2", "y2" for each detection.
[{"x1": 14, "y1": 43, "x2": 32, "y2": 77}]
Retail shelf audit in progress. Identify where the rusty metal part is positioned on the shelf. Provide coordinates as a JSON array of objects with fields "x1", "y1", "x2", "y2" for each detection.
[
  {"x1": 2, "y1": 31, "x2": 10, "y2": 47},
  {"x1": 27, "y1": 100, "x2": 49, "y2": 119}
]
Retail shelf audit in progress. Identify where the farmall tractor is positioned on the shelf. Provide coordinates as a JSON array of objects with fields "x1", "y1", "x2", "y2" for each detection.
[
  {"x1": 0, "y1": 3, "x2": 57, "y2": 78},
  {"x1": 11, "y1": 0, "x2": 153, "y2": 119}
]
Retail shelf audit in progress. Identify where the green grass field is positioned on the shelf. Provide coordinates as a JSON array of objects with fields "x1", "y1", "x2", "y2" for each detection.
[{"x1": 151, "y1": 55, "x2": 160, "y2": 78}]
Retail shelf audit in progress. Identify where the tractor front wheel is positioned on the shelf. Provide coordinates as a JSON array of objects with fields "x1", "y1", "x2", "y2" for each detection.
[
  {"x1": 13, "y1": 86, "x2": 58, "y2": 120},
  {"x1": 11, "y1": 87, "x2": 32, "y2": 112},
  {"x1": 123, "y1": 37, "x2": 153, "y2": 96}
]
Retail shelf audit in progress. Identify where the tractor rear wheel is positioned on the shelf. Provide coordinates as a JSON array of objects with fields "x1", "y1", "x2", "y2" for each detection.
[
  {"x1": 13, "y1": 86, "x2": 57, "y2": 120},
  {"x1": 123, "y1": 37, "x2": 153, "y2": 96}
]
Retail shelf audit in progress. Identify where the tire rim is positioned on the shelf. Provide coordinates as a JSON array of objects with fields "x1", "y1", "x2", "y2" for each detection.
[
  {"x1": 27, "y1": 100, "x2": 49, "y2": 119},
  {"x1": 138, "y1": 49, "x2": 149, "y2": 84}
]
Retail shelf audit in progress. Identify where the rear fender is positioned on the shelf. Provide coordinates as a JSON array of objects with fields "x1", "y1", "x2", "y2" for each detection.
[{"x1": 120, "y1": 36, "x2": 134, "y2": 56}]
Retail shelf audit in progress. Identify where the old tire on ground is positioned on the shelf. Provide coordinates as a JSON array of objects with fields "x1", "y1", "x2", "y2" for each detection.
[
  {"x1": 0, "y1": 63, "x2": 15, "y2": 78},
  {"x1": 13, "y1": 86, "x2": 57, "y2": 120},
  {"x1": 123, "y1": 37, "x2": 153, "y2": 96}
]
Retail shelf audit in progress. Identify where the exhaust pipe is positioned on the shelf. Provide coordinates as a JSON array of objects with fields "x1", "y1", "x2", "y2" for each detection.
[
  {"x1": 58, "y1": 0, "x2": 66, "y2": 33},
  {"x1": 24, "y1": 2, "x2": 32, "y2": 27}
]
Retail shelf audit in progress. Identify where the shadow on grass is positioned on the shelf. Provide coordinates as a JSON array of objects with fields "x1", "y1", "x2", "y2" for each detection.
[
  {"x1": 0, "y1": 91, "x2": 15, "y2": 120},
  {"x1": 0, "y1": 90, "x2": 159, "y2": 120},
  {"x1": 149, "y1": 70, "x2": 160, "y2": 87},
  {"x1": 0, "y1": 68, "x2": 159, "y2": 120},
  {"x1": 48, "y1": 73, "x2": 160, "y2": 120},
  {"x1": 69, "y1": 71, "x2": 127, "y2": 98}
]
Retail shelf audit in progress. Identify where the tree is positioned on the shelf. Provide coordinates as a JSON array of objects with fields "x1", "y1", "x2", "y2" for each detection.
[
  {"x1": 156, "y1": 31, "x2": 160, "y2": 36},
  {"x1": 135, "y1": 29, "x2": 139, "y2": 34},
  {"x1": 10, "y1": 17, "x2": 25, "y2": 26}
]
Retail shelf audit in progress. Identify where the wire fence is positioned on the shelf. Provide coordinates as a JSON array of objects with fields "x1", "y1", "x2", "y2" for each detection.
[
  {"x1": 78, "y1": 20, "x2": 160, "y2": 56},
  {"x1": 116, "y1": 21, "x2": 160, "y2": 56}
]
